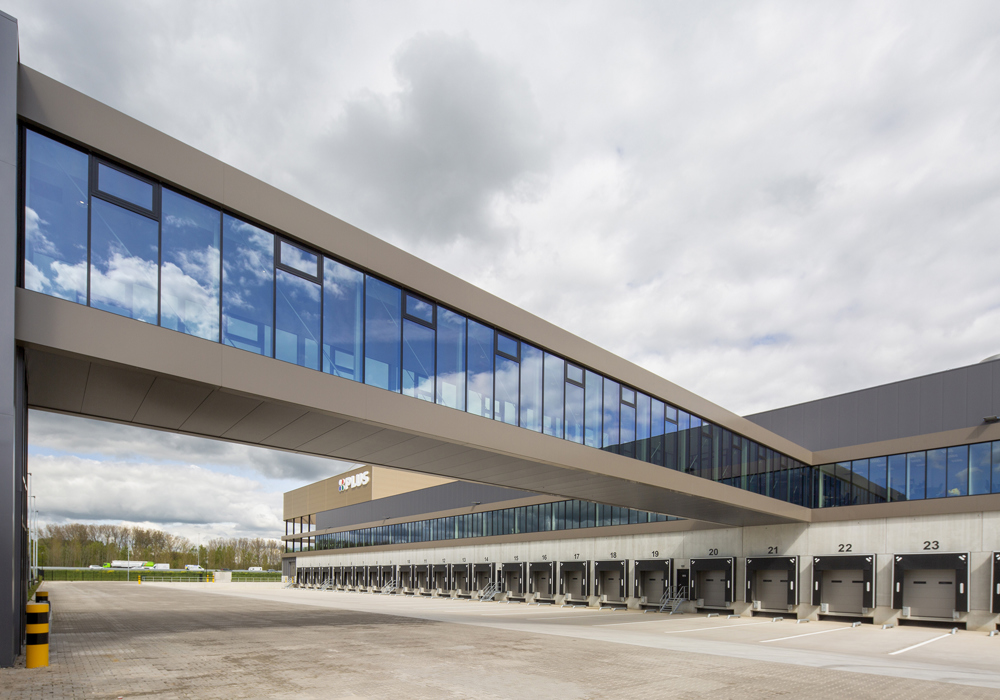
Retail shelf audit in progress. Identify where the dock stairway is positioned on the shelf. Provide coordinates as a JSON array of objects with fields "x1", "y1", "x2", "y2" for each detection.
[
  {"x1": 478, "y1": 582, "x2": 499, "y2": 602},
  {"x1": 380, "y1": 579, "x2": 397, "y2": 595},
  {"x1": 658, "y1": 585, "x2": 688, "y2": 614}
]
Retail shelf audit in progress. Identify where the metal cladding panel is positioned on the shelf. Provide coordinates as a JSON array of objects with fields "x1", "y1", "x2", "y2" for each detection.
[
  {"x1": 131, "y1": 377, "x2": 213, "y2": 430},
  {"x1": 689, "y1": 557, "x2": 735, "y2": 603},
  {"x1": 24, "y1": 349, "x2": 89, "y2": 412},
  {"x1": 941, "y1": 369, "x2": 968, "y2": 433},
  {"x1": 745, "y1": 556, "x2": 798, "y2": 606},
  {"x1": 966, "y1": 364, "x2": 993, "y2": 428},
  {"x1": 179, "y1": 390, "x2": 260, "y2": 436},
  {"x1": 891, "y1": 552, "x2": 969, "y2": 612},
  {"x1": 746, "y1": 359, "x2": 1000, "y2": 450},
  {"x1": 876, "y1": 383, "x2": 900, "y2": 443},
  {"x1": 80, "y1": 363, "x2": 155, "y2": 421},
  {"x1": 811, "y1": 554, "x2": 875, "y2": 609},
  {"x1": 632, "y1": 559, "x2": 672, "y2": 598},
  {"x1": 528, "y1": 561, "x2": 554, "y2": 573},
  {"x1": 221, "y1": 402, "x2": 306, "y2": 443},
  {"x1": 261, "y1": 412, "x2": 348, "y2": 450},
  {"x1": 855, "y1": 389, "x2": 880, "y2": 446}
]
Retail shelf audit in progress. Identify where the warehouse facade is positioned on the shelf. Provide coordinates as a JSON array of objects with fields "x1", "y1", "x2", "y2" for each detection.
[{"x1": 5, "y1": 12, "x2": 1000, "y2": 666}]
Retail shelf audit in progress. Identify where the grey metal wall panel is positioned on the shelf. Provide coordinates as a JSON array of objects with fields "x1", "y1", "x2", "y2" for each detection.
[
  {"x1": 897, "y1": 379, "x2": 922, "y2": 439},
  {"x1": 966, "y1": 363, "x2": 992, "y2": 425},
  {"x1": 315, "y1": 481, "x2": 538, "y2": 531},
  {"x1": 855, "y1": 388, "x2": 879, "y2": 446},
  {"x1": 835, "y1": 392, "x2": 859, "y2": 450},
  {"x1": 0, "y1": 11, "x2": 19, "y2": 669},
  {"x1": 876, "y1": 383, "x2": 900, "y2": 443},
  {"x1": 919, "y1": 373, "x2": 944, "y2": 435},
  {"x1": 746, "y1": 360, "x2": 1000, "y2": 451},
  {"x1": 940, "y1": 369, "x2": 968, "y2": 432}
]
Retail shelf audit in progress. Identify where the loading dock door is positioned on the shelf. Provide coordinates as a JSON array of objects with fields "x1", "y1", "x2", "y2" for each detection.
[
  {"x1": 821, "y1": 570, "x2": 864, "y2": 614},
  {"x1": 473, "y1": 565, "x2": 494, "y2": 591},
  {"x1": 594, "y1": 561, "x2": 627, "y2": 601},
  {"x1": 904, "y1": 569, "x2": 956, "y2": 618},
  {"x1": 699, "y1": 571, "x2": 727, "y2": 607},
  {"x1": 756, "y1": 570, "x2": 790, "y2": 610},
  {"x1": 532, "y1": 570, "x2": 551, "y2": 595},
  {"x1": 563, "y1": 571, "x2": 585, "y2": 597},
  {"x1": 690, "y1": 558, "x2": 734, "y2": 605},
  {"x1": 558, "y1": 561, "x2": 590, "y2": 599},
  {"x1": 891, "y1": 552, "x2": 968, "y2": 613},
  {"x1": 641, "y1": 571, "x2": 666, "y2": 602},
  {"x1": 599, "y1": 570, "x2": 623, "y2": 601},
  {"x1": 504, "y1": 570, "x2": 521, "y2": 595},
  {"x1": 994, "y1": 553, "x2": 1000, "y2": 615}
]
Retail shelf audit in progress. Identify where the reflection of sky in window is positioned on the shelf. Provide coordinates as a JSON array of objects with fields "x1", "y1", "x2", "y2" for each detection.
[
  {"x1": 323, "y1": 258, "x2": 364, "y2": 381},
  {"x1": 90, "y1": 199, "x2": 159, "y2": 323},
  {"x1": 98, "y1": 163, "x2": 153, "y2": 211},
  {"x1": 276, "y1": 269, "x2": 321, "y2": 370},
  {"x1": 24, "y1": 130, "x2": 89, "y2": 304},
  {"x1": 280, "y1": 240, "x2": 318, "y2": 277},
  {"x1": 161, "y1": 189, "x2": 220, "y2": 341},
  {"x1": 222, "y1": 215, "x2": 274, "y2": 356}
]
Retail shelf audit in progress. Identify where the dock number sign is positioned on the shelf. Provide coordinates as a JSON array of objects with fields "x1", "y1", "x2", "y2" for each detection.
[{"x1": 339, "y1": 470, "x2": 370, "y2": 492}]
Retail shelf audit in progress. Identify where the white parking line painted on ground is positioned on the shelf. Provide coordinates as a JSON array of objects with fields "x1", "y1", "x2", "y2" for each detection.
[
  {"x1": 760, "y1": 626, "x2": 854, "y2": 643},
  {"x1": 598, "y1": 617, "x2": 696, "y2": 626},
  {"x1": 662, "y1": 621, "x2": 776, "y2": 634},
  {"x1": 480, "y1": 610, "x2": 573, "y2": 616},
  {"x1": 888, "y1": 634, "x2": 952, "y2": 656},
  {"x1": 533, "y1": 613, "x2": 617, "y2": 621}
]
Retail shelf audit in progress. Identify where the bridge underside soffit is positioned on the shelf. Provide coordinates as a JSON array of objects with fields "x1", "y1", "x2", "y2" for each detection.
[{"x1": 23, "y1": 344, "x2": 807, "y2": 528}]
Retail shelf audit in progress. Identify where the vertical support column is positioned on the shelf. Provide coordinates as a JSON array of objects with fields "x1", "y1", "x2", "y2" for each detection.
[{"x1": 0, "y1": 11, "x2": 20, "y2": 669}]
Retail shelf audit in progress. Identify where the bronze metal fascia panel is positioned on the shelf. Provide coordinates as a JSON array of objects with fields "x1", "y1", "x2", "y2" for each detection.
[
  {"x1": 809, "y1": 493, "x2": 1000, "y2": 523},
  {"x1": 812, "y1": 423, "x2": 1000, "y2": 465}
]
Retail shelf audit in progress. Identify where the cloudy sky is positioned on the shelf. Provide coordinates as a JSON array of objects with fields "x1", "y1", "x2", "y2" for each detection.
[{"x1": 12, "y1": 1, "x2": 1000, "y2": 542}]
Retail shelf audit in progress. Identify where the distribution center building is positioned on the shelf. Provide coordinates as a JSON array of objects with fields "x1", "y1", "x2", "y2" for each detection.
[{"x1": 3, "y1": 11, "x2": 1000, "y2": 665}]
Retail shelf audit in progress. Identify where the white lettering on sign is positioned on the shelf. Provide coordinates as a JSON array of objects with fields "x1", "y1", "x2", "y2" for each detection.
[{"x1": 338, "y1": 471, "x2": 370, "y2": 492}]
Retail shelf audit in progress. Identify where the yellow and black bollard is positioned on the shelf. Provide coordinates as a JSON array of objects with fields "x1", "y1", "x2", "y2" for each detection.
[
  {"x1": 26, "y1": 602, "x2": 49, "y2": 668},
  {"x1": 35, "y1": 590, "x2": 49, "y2": 610}
]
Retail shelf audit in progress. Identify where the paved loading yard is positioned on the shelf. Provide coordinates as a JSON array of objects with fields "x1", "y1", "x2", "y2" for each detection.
[{"x1": 3, "y1": 582, "x2": 1000, "y2": 699}]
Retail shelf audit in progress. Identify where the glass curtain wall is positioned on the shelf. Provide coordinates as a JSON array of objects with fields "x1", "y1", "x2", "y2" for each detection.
[{"x1": 25, "y1": 127, "x2": 1000, "y2": 514}]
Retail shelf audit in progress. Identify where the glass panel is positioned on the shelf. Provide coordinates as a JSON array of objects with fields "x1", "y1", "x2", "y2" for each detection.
[
  {"x1": 222, "y1": 215, "x2": 274, "y2": 355},
  {"x1": 364, "y1": 277, "x2": 402, "y2": 391},
  {"x1": 519, "y1": 344, "x2": 542, "y2": 431},
  {"x1": 620, "y1": 402, "x2": 636, "y2": 459},
  {"x1": 405, "y1": 294, "x2": 434, "y2": 324},
  {"x1": 887, "y1": 454, "x2": 906, "y2": 501},
  {"x1": 869, "y1": 456, "x2": 887, "y2": 503},
  {"x1": 906, "y1": 451, "x2": 926, "y2": 500},
  {"x1": 650, "y1": 399, "x2": 665, "y2": 467},
  {"x1": 970, "y1": 443, "x2": 991, "y2": 495},
  {"x1": 584, "y1": 370, "x2": 603, "y2": 448},
  {"x1": 566, "y1": 363, "x2": 583, "y2": 384},
  {"x1": 467, "y1": 319, "x2": 493, "y2": 418},
  {"x1": 97, "y1": 162, "x2": 154, "y2": 210},
  {"x1": 994, "y1": 442, "x2": 1000, "y2": 494},
  {"x1": 279, "y1": 240, "x2": 318, "y2": 277},
  {"x1": 565, "y1": 381, "x2": 584, "y2": 443},
  {"x1": 322, "y1": 258, "x2": 364, "y2": 381},
  {"x1": 543, "y1": 353, "x2": 564, "y2": 438},
  {"x1": 621, "y1": 386, "x2": 635, "y2": 404},
  {"x1": 946, "y1": 445, "x2": 969, "y2": 497},
  {"x1": 402, "y1": 319, "x2": 435, "y2": 401},
  {"x1": 275, "y1": 269, "x2": 321, "y2": 369},
  {"x1": 603, "y1": 379, "x2": 620, "y2": 452},
  {"x1": 851, "y1": 459, "x2": 869, "y2": 505},
  {"x1": 435, "y1": 308, "x2": 466, "y2": 410},
  {"x1": 90, "y1": 199, "x2": 159, "y2": 323},
  {"x1": 496, "y1": 333, "x2": 518, "y2": 358},
  {"x1": 494, "y1": 353, "x2": 519, "y2": 425},
  {"x1": 664, "y1": 417, "x2": 678, "y2": 471},
  {"x1": 635, "y1": 392, "x2": 650, "y2": 462},
  {"x1": 160, "y1": 190, "x2": 220, "y2": 341},
  {"x1": 926, "y1": 448, "x2": 947, "y2": 499},
  {"x1": 24, "y1": 131, "x2": 89, "y2": 304}
]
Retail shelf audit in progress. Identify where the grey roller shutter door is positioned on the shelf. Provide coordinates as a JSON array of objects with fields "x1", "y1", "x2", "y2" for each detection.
[
  {"x1": 822, "y1": 570, "x2": 864, "y2": 614},
  {"x1": 904, "y1": 569, "x2": 956, "y2": 618}
]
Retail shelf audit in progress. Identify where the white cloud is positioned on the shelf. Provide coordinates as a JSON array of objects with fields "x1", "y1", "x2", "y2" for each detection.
[
  {"x1": 29, "y1": 410, "x2": 356, "y2": 483},
  {"x1": 30, "y1": 454, "x2": 283, "y2": 539}
]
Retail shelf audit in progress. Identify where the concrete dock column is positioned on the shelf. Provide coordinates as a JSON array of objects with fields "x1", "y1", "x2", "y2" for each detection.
[{"x1": 25, "y1": 602, "x2": 48, "y2": 668}]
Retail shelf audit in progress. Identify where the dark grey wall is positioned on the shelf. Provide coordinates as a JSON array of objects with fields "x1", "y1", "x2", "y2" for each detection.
[
  {"x1": 0, "y1": 11, "x2": 20, "y2": 668},
  {"x1": 745, "y1": 359, "x2": 1000, "y2": 451},
  {"x1": 316, "y1": 481, "x2": 538, "y2": 531}
]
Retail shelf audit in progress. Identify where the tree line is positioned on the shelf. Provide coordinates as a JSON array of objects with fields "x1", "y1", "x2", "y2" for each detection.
[{"x1": 38, "y1": 523, "x2": 283, "y2": 570}]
